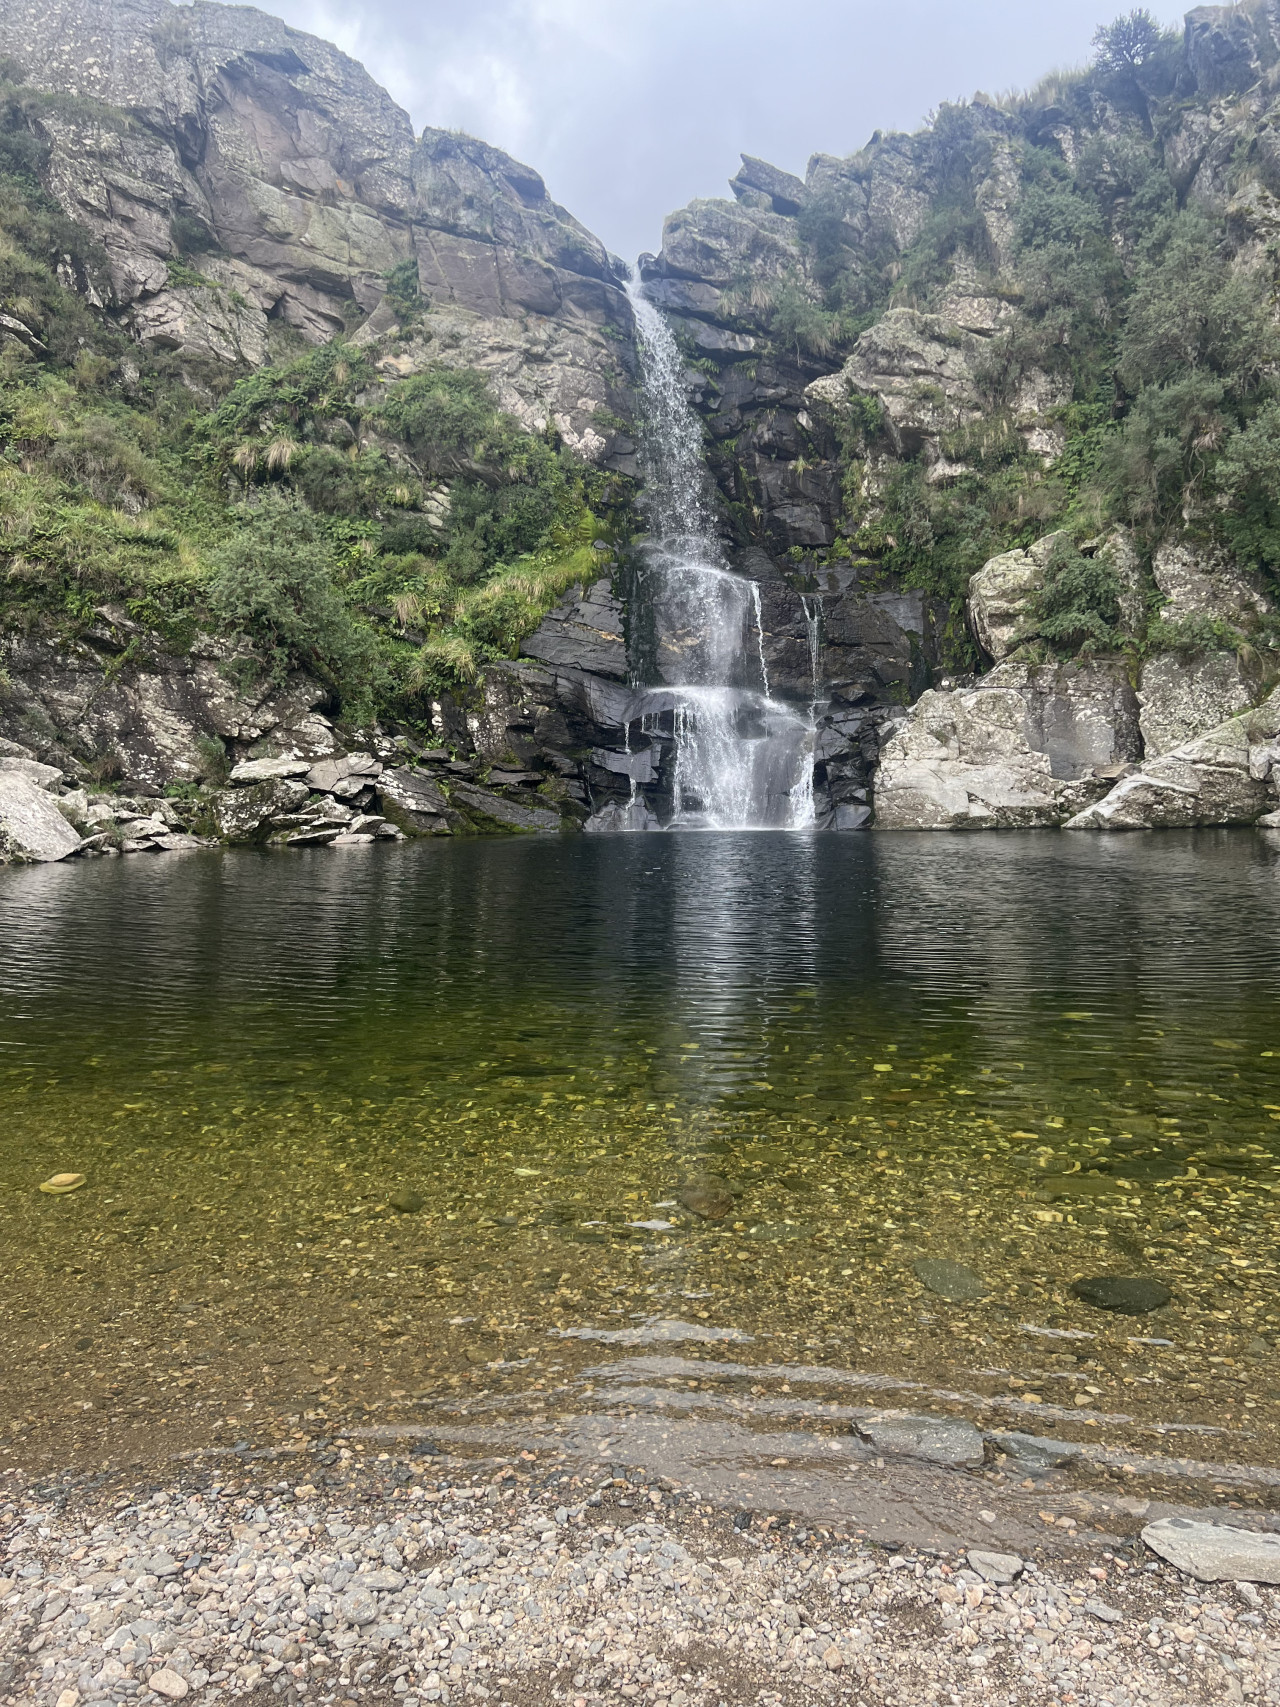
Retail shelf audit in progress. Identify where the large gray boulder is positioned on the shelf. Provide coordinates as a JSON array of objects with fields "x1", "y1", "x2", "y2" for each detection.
[
  {"x1": 1152, "y1": 539, "x2": 1272, "y2": 627},
  {"x1": 967, "y1": 536, "x2": 1060, "y2": 662},
  {"x1": 0, "y1": 773, "x2": 82, "y2": 862},
  {"x1": 872, "y1": 659, "x2": 1136, "y2": 830},
  {"x1": 1066, "y1": 687, "x2": 1280, "y2": 830}
]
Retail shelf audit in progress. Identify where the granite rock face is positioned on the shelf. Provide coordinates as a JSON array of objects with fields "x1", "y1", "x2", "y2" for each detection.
[
  {"x1": 1066, "y1": 686, "x2": 1280, "y2": 829},
  {"x1": 0, "y1": 0, "x2": 636, "y2": 468},
  {"x1": 872, "y1": 658, "x2": 1139, "y2": 830}
]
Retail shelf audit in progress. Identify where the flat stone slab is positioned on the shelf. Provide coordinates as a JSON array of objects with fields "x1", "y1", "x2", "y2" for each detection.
[
  {"x1": 0, "y1": 773, "x2": 82, "y2": 862},
  {"x1": 450, "y1": 781, "x2": 561, "y2": 833},
  {"x1": 1070, "y1": 1275, "x2": 1171, "y2": 1314},
  {"x1": 988, "y1": 1431, "x2": 1084, "y2": 1472},
  {"x1": 229, "y1": 757, "x2": 311, "y2": 785},
  {"x1": 967, "y1": 1550, "x2": 1023, "y2": 1584},
  {"x1": 1142, "y1": 1517, "x2": 1280, "y2": 1584},
  {"x1": 913, "y1": 1257, "x2": 987, "y2": 1301},
  {"x1": 854, "y1": 1413, "x2": 984, "y2": 1469}
]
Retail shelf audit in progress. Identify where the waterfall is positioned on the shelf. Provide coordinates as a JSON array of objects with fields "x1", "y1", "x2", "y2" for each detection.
[{"x1": 606, "y1": 281, "x2": 816, "y2": 832}]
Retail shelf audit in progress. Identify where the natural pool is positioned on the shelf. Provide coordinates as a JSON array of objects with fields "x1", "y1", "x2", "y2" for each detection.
[{"x1": 2, "y1": 831, "x2": 1279, "y2": 1531}]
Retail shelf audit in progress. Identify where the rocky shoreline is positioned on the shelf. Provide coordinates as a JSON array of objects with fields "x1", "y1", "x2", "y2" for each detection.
[{"x1": 5, "y1": 1452, "x2": 1279, "y2": 1707}]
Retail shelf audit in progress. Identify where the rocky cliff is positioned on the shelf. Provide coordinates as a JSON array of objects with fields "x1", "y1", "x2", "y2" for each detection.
[{"x1": 0, "y1": 0, "x2": 637, "y2": 463}]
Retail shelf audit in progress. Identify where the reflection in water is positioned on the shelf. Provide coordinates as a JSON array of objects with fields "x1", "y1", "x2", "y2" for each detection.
[{"x1": 1, "y1": 832, "x2": 1279, "y2": 1485}]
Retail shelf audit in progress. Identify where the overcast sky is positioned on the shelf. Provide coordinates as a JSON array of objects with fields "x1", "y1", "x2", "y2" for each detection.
[{"x1": 268, "y1": 0, "x2": 1186, "y2": 262}]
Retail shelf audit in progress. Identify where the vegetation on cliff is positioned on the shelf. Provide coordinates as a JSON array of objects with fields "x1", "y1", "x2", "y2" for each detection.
[{"x1": 0, "y1": 62, "x2": 629, "y2": 725}]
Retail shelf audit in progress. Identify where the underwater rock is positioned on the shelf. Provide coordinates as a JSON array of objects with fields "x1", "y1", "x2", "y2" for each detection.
[
  {"x1": 912, "y1": 1257, "x2": 987, "y2": 1301},
  {"x1": 853, "y1": 1413, "x2": 984, "y2": 1469},
  {"x1": 1069, "y1": 1276, "x2": 1171, "y2": 1314},
  {"x1": 39, "y1": 1172, "x2": 86, "y2": 1195}
]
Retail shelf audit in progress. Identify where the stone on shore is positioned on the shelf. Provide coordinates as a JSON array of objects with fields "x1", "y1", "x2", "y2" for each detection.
[{"x1": 1142, "y1": 1517, "x2": 1280, "y2": 1583}]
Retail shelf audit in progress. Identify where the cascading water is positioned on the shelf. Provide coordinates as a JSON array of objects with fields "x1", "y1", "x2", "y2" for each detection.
[{"x1": 618, "y1": 281, "x2": 816, "y2": 831}]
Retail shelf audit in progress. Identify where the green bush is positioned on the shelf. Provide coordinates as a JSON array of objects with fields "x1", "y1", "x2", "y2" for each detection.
[
  {"x1": 206, "y1": 495, "x2": 381, "y2": 700},
  {"x1": 1022, "y1": 537, "x2": 1123, "y2": 655}
]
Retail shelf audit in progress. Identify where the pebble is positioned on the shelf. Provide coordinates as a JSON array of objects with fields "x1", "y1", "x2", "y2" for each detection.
[
  {"x1": 37, "y1": 1173, "x2": 85, "y2": 1196},
  {"x1": 3, "y1": 1471, "x2": 1277, "y2": 1707},
  {"x1": 854, "y1": 1412, "x2": 985, "y2": 1469},
  {"x1": 388, "y1": 1191, "x2": 425, "y2": 1214}
]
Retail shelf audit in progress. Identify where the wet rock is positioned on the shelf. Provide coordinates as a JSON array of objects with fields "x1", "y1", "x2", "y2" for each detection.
[
  {"x1": 967, "y1": 1549, "x2": 1023, "y2": 1584},
  {"x1": 676, "y1": 1182, "x2": 736, "y2": 1221},
  {"x1": 1069, "y1": 1276, "x2": 1171, "y2": 1314},
  {"x1": 912, "y1": 1257, "x2": 987, "y2": 1302},
  {"x1": 0, "y1": 774, "x2": 83, "y2": 863},
  {"x1": 853, "y1": 1413, "x2": 985, "y2": 1469},
  {"x1": 388, "y1": 1191, "x2": 425, "y2": 1214},
  {"x1": 377, "y1": 767, "x2": 458, "y2": 836},
  {"x1": 989, "y1": 1432, "x2": 1084, "y2": 1473},
  {"x1": 287, "y1": 826, "x2": 343, "y2": 847},
  {"x1": 1141, "y1": 1517, "x2": 1280, "y2": 1584},
  {"x1": 449, "y1": 782, "x2": 562, "y2": 834},
  {"x1": 521, "y1": 580, "x2": 628, "y2": 680}
]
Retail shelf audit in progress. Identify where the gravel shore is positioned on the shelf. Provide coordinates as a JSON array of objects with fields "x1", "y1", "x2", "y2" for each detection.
[{"x1": 3, "y1": 1452, "x2": 1277, "y2": 1707}]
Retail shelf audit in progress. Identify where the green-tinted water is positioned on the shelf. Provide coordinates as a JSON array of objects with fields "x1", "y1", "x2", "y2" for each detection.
[{"x1": 2, "y1": 831, "x2": 1278, "y2": 1496}]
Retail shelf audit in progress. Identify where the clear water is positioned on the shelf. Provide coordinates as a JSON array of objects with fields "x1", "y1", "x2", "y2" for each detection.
[{"x1": 2, "y1": 834, "x2": 1279, "y2": 1500}]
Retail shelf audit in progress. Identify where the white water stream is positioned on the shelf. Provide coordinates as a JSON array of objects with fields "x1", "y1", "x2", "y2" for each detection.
[{"x1": 622, "y1": 283, "x2": 816, "y2": 831}]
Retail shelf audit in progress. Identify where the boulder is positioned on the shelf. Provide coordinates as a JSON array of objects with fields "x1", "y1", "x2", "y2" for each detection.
[
  {"x1": 1138, "y1": 650, "x2": 1255, "y2": 756},
  {"x1": 212, "y1": 778, "x2": 310, "y2": 843},
  {"x1": 729, "y1": 155, "x2": 809, "y2": 217},
  {"x1": 872, "y1": 685, "x2": 1109, "y2": 829},
  {"x1": 0, "y1": 755, "x2": 65, "y2": 788},
  {"x1": 449, "y1": 781, "x2": 562, "y2": 833},
  {"x1": 228, "y1": 757, "x2": 312, "y2": 786},
  {"x1": 376, "y1": 767, "x2": 457, "y2": 836},
  {"x1": 1065, "y1": 687, "x2": 1280, "y2": 830},
  {"x1": 967, "y1": 541, "x2": 1051, "y2": 663},
  {"x1": 0, "y1": 773, "x2": 83, "y2": 862},
  {"x1": 306, "y1": 752, "x2": 382, "y2": 793},
  {"x1": 1141, "y1": 1517, "x2": 1280, "y2": 1584}
]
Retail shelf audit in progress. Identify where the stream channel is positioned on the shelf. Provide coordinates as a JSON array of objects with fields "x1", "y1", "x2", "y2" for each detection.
[{"x1": 2, "y1": 830, "x2": 1280, "y2": 1551}]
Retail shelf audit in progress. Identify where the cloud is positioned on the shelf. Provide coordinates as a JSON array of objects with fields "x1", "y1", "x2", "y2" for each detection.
[{"x1": 268, "y1": 0, "x2": 1187, "y2": 260}]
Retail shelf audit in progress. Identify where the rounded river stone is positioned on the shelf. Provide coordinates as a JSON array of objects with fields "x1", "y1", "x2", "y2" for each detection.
[{"x1": 1069, "y1": 1275, "x2": 1171, "y2": 1314}]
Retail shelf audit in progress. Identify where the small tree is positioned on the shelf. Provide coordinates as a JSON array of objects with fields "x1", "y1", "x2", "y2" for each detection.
[{"x1": 1093, "y1": 10, "x2": 1176, "y2": 101}]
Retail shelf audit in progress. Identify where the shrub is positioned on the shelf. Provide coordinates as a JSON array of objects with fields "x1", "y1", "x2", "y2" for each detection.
[
  {"x1": 1023, "y1": 536, "x2": 1123, "y2": 654},
  {"x1": 206, "y1": 494, "x2": 380, "y2": 698}
]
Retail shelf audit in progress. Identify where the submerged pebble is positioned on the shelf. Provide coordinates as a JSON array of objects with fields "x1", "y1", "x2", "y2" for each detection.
[{"x1": 912, "y1": 1256, "x2": 987, "y2": 1301}]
